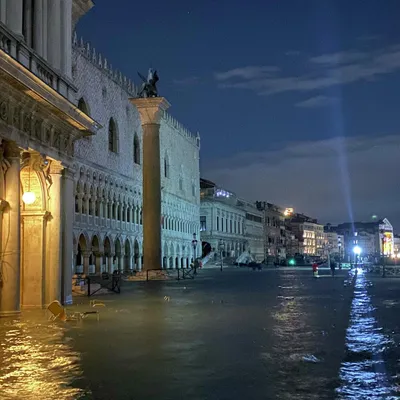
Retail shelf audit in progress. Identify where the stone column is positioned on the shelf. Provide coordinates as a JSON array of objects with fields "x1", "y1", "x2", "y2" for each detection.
[
  {"x1": 6, "y1": 0, "x2": 23, "y2": 36},
  {"x1": 60, "y1": 0, "x2": 72, "y2": 77},
  {"x1": 0, "y1": 0, "x2": 6, "y2": 24},
  {"x1": 107, "y1": 254, "x2": 115, "y2": 273},
  {"x1": 137, "y1": 255, "x2": 142, "y2": 271},
  {"x1": 45, "y1": 161, "x2": 63, "y2": 305},
  {"x1": 130, "y1": 98, "x2": 170, "y2": 271},
  {"x1": 23, "y1": 0, "x2": 33, "y2": 46},
  {"x1": 33, "y1": 0, "x2": 43, "y2": 55},
  {"x1": 47, "y1": 0, "x2": 61, "y2": 70},
  {"x1": 118, "y1": 252, "x2": 124, "y2": 272},
  {"x1": 82, "y1": 251, "x2": 90, "y2": 275},
  {"x1": 61, "y1": 167, "x2": 74, "y2": 304},
  {"x1": 42, "y1": 0, "x2": 48, "y2": 59},
  {"x1": 0, "y1": 142, "x2": 21, "y2": 316},
  {"x1": 94, "y1": 252, "x2": 102, "y2": 275}
]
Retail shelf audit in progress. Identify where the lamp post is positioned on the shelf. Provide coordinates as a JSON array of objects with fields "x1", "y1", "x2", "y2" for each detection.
[
  {"x1": 192, "y1": 233, "x2": 198, "y2": 274},
  {"x1": 380, "y1": 229, "x2": 386, "y2": 278},
  {"x1": 218, "y1": 239, "x2": 225, "y2": 272},
  {"x1": 353, "y1": 245, "x2": 361, "y2": 270},
  {"x1": 338, "y1": 240, "x2": 342, "y2": 270}
]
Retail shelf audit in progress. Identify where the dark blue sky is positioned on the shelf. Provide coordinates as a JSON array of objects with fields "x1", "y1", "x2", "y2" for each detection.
[{"x1": 77, "y1": 0, "x2": 400, "y2": 226}]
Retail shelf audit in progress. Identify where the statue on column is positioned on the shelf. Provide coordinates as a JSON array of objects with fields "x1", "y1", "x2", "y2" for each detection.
[{"x1": 137, "y1": 68, "x2": 159, "y2": 98}]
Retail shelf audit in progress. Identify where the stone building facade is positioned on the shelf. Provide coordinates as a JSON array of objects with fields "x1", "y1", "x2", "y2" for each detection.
[
  {"x1": 237, "y1": 199, "x2": 264, "y2": 262},
  {"x1": 200, "y1": 179, "x2": 247, "y2": 259},
  {"x1": 256, "y1": 202, "x2": 286, "y2": 261},
  {"x1": 0, "y1": 0, "x2": 200, "y2": 315},
  {"x1": 71, "y1": 36, "x2": 200, "y2": 274}
]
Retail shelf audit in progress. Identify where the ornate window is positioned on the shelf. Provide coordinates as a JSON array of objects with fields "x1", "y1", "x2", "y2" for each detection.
[
  {"x1": 133, "y1": 133, "x2": 140, "y2": 164},
  {"x1": 108, "y1": 118, "x2": 118, "y2": 153}
]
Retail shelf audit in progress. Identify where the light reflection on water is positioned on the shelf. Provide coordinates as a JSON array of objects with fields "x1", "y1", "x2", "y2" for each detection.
[
  {"x1": 336, "y1": 269, "x2": 398, "y2": 399},
  {"x1": 0, "y1": 312, "x2": 87, "y2": 400}
]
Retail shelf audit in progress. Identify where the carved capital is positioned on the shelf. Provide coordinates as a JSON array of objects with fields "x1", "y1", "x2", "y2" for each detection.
[
  {"x1": 49, "y1": 160, "x2": 64, "y2": 175},
  {"x1": 130, "y1": 97, "x2": 170, "y2": 125}
]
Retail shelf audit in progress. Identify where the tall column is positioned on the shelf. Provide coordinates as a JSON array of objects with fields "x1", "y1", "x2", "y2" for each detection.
[
  {"x1": 6, "y1": 0, "x2": 23, "y2": 36},
  {"x1": 47, "y1": 0, "x2": 61, "y2": 70},
  {"x1": 0, "y1": 142, "x2": 21, "y2": 316},
  {"x1": 108, "y1": 254, "x2": 114, "y2": 273},
  {"x1": 61, "y1": 167, "x2": 74, "y2": 305},
  {"x1": 130, "y1": 98, "x2": 170, "y2": 271},
  {"x1": 42, "y1": 0, "x2": 48, "y2": 59},
  {"x1": 94, "y1": 253, "x2": 102, "y2": 275},
  {"x1": 82, "y1": 251, "x2": 90, "y2": 275},
  {"x1": 23, "y1": 0, "x2": 33, "y2": 46},
  {"x1": 33, "y1": 0, "x2": 43, "y2": 55},
  {"x1": 0, "y1": 0, "x2": 7, "y2": 24},
  {"x1": 60, "y1": 0, "x2": 72, "y2": 77},
  {"x1": 45, "y1": 162, "x2": 63, "y2": 305}
]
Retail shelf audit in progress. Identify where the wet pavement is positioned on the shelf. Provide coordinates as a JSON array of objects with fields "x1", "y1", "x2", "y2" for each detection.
[{"x1": 0, "y1": 267, "x2": 399, "y2": 399}]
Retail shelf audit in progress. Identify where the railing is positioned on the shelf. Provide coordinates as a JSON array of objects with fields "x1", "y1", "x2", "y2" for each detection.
[{"x1": 0, "y1": 22, "x2": 76, "y2": 101}]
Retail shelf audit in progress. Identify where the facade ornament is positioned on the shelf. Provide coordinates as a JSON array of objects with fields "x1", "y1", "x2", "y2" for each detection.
[{"x1": 137, "y1": 68, "x2": 159, "y2": 98}]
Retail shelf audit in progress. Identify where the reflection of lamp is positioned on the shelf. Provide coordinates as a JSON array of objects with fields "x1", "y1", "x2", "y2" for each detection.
[{"x1": 22, "y1": 167, "x2": 36, "y2": 205}]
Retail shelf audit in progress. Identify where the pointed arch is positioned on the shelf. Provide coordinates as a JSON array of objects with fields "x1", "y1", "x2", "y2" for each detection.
[
  {"x1": 133, "y1": 133, "x2": 140, "y2": 165},
  {"x1": 164, "y1": 152, "x2": 170, "y2": 178},
  {"x1": 78, "y1": 97, "x2": 90, "y2": 116}
]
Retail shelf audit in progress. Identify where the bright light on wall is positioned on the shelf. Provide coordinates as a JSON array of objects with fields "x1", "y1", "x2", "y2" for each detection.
[
  {"x1": 22, "y1": 191, "x2": 36, "y2": 205},
  {"x1": 353, "y1": 245, "x2": 362, "y2": 255}
]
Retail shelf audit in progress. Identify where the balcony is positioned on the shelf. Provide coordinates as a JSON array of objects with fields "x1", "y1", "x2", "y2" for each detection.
[{"x1": 0, "y1": 22, "x2": 76, "y2": 101}]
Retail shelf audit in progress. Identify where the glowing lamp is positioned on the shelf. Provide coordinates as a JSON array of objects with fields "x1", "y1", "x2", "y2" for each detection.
[
  {"x1": 22, "y1": 191, "x2": 36, "y2": 205},
  {"x1": 353, "y1": 245, "x2": 362, "y2": 255}
]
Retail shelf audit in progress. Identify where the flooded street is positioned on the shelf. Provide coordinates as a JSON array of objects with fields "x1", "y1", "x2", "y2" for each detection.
[{"x1": 0, "y1": 268, "x2": 399, "y2": 399}]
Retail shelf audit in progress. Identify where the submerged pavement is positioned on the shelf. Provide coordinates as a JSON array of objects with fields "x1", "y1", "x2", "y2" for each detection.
[{"x1": 0, "y1": 268, "x2": 399, "y2": 399}]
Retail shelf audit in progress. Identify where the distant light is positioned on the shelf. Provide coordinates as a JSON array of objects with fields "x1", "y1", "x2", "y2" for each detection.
[
  {"x1": 22, "y1": 191, "x2": 36, "y2": 205},
  {"x1": 372, "y1": 214, "x2": 377, "y2": 220},
  {"x1": 288, "y1": 258, "x2": 296, "y2": 266},
  {"x1": 353, "y1": 245, "x2": 362, "y2": 255}
]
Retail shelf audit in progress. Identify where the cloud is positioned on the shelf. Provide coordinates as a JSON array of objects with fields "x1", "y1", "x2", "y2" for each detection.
[
  {"x1": 285, "y1": 50, "x2": 301, "y2": 56},
  {"x1": 214, "y1": 66, "x2": 280, "y2": 81},
  {"x1": 215, "y1": 44, "x2": 400, "y2": 96},
  {"x1": 309, "y1": 51, "x2": 368, "y2": 65},
  {"x1": 173, "y1": 76, "x2": 200, "y2": 86},
  {"x1": 202, "y1": 134, "x2": 400, "y2": 227},
  {"x1": 295, "y1": 95, "x2": 337, "y2": 108}
]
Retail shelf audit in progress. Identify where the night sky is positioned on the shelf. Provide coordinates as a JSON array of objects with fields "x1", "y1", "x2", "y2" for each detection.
[{"x1": 77, "y1": 0, "x2": 400, "y2": 228}]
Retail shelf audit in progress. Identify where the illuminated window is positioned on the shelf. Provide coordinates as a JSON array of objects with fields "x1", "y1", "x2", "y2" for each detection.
[{"x1": 200, "y1": 216, "x2": 206, "y2": 231}]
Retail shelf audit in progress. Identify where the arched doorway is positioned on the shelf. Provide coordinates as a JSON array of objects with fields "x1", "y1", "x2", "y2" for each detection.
[
  {"x1": 76, "y1": 233, "x2": 87, "y2": 274},
  {"x1": 91, "y1": 235, "x2": 100, "y2": 274},
  {"x1": 115, "y1": 237, "x2": 121, "y2": 272},
  {"x1": 133, "y1": 239, "x2": 140, "y2": 270},
  {"x1": 124, "y1": 239, "x2": 131, "y2": 272},
  {"x1": 104, "y1": 236, "x2": 111, "y2": 273},
  {"x1": 163, "y1": 242, "x2": 168, "y2": 269}
]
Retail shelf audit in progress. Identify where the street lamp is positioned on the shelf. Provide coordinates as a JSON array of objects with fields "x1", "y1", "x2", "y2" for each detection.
[
  {"x1": 380, "y1": 229, "x2": 386, "y2": 278},
  {"x1": 353, "y1": 245, "x2": 361, "y2": 269},
  {"x1": 338, "y1": 239, "x2": 342, "y2": 270},
  {"x1": 192, "y1": 233, "x2": 198, "y2": 273},
  {"x1": 218, "y1": 239, "x2": 225, "y2": 272}
]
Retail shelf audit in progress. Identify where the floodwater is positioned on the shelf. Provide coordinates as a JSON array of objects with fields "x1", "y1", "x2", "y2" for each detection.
[{"x1": 0, "y1": 268, "x2": 399, "y2": 399}]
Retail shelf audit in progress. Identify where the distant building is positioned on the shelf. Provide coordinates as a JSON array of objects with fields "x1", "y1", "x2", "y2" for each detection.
[
  {"x1": 200, "y1": 179, "x2": 247, "y2": 259},
  {"x1": 256, "y1": 202, "x2": 286, "y2": 261},
  {"x1": 323, "y1": 231, "x2": 345, "y2": 257},
  {"x1": 237, "y1": 199, "x2": 264, "y2": 262},
  {"x1": 327, "y1": 218, "x2": 395, "y2": 259},
  {"x1": 287, "y1": 214, "x2": 324, "y2": 256}
]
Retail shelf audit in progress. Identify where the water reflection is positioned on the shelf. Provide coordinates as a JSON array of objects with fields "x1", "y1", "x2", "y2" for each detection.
[
  {"x1": 0, "y1": 312, "x2": 87, "y2": 400},
  {"x1": 336, "y1": 270, "x2": 398, "y2": 399}
]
